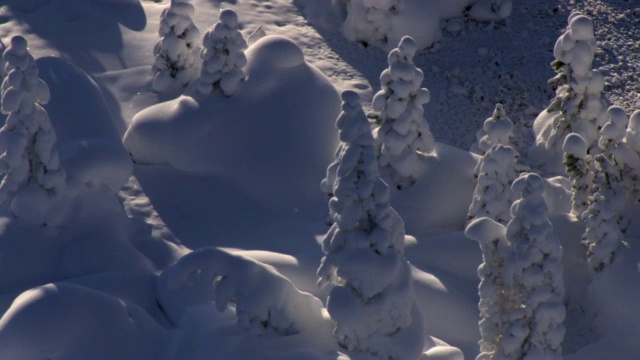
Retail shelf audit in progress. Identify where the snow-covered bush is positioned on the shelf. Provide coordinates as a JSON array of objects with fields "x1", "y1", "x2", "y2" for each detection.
[
  {"x1": 533, "y1": 13, "x2": 608, "y2": 174},
  {"x1": 465, "y1": 217, "x2": 513, "y2": 360},
  {"x1": 503, "y1": 173, "x2": 565, "y2": 359},
  {"x1": 197, "y1": 9, "x2": 247, "y2": 96},
  {"x1": 468, "y1": 0, "x2": 513, "y2": 21},
  {"x1": 582, "y1": 106, "x2": 639, "y2": 272},
  {"x1": 373, "y1": 36, "x2": 435, "y2": 189},
  {"x1": 468, "y1": 144, "x2": 518, "y2": 226},
  {"x1": 339, "y1": 0, "x2": 396, "y2": 50},
  {"x1": 157, "y1": 247, "x2": 324, "y2": 334},
  {"x1": 562, "y1": 133, "x2": 594, "y2": 217},
  {"x1": 151, "y1": 0, "x2": 200, "y2": 92},
  {"x1": 317, "y1": 90, "x2": 425, "y2": 359},
  {"x1": 471, "y1": 103, "x2": 515, "y2": 155},
  {"x1": 0, "y1": 35, "x2": 66, "y2": 226}
]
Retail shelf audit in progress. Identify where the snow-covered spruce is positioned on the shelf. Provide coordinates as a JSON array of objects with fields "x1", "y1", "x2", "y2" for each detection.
[
  {"x1": 468, "y1": 144, "x2": 518, "y2": 226},
  {"x1": 317, "y1": 90, "x2": 425, "y2": 359},
  {"x1": 0, "y1": 35, "x2": 66, "y2": 226},
  {"x1": 471, "y1": 103, "x2": 515, "y2": 156},
  {"x1": 535, "y1": 13, "x2": 607, "y2": 174},
  {"x1": 582, "y1": 106, "x2": 639, "y2": 272},
  {"x1": 340, "y1": 0, "x2": 397, "y2": 50},
  {"x1": 151, "y1": 0, "x2": 200, "y2": 93},
  {"x1": 197, "y1": 9, "x2": 247, "y2": 96},
  {"x1": 373, "y1": 36, "x2": 435, "y2": 190},
  {"x1": 503, "y1": 173, "x2": 565, "y2": 359},
  {"x1": 157, "y1": 247, "x2": 324, "y2": 334},
  {"x1": 465, "y1": 217, "x2": 514, "y2": 360},
  {"x1": 562, "y1": 133, "x2": 594, "y2": 217}
]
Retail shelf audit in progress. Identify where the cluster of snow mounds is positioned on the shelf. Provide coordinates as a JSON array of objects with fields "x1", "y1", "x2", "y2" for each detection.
[
  {"x1": 152, "y1": 0, "x2": 200, "y2": 92},
  {"x1": 0, "y1": 36, "x2": 67, "y2": 226},
  {"x1": 157, "y1": 247, "x2": 324, "y2": 334},
  {"x1": 533, "y1": 12, "x2": 608, "y2": 175},
  {"x1": 317, "y1": 90, "x2": 426, "y2": 360},
  {"x1": 374, "y1": 36, "x2": 435, "y2": 190},
  {"x1": 467, "y1": 173, "x2": 565, "y2": 360},
  {"x1": 339, "y1": 0, "x2": 396, "y2": 50},
  {"x1": 582, "y1": 106, "x2": 640, "y2": 272},
  {"x1": 470, "y1": 103, "x2": 515, "y2": 156},
  {"x1": 467, "y1": 144, "x2": 518, "y2": 226},
  {"x1": 124, "y1": 35, "x2": 340, "y2": 211},
  {"x1": 468, "y1": 0, "x2": 513, "y2": 21},
  {"x1": 197, "y1": 9, "x2": 247, "y2": 97},
  {"x1": 562, "y1": 133, "x2": 593, "y2": 217}
]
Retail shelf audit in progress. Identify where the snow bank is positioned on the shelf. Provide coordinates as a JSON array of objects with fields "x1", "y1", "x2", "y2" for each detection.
[
  {"x1": 36, "y1": 57, "x2": 132, "y2": 196},
  {"x1": 124, "y1": 35, "x2": 340, "y2": 210}
]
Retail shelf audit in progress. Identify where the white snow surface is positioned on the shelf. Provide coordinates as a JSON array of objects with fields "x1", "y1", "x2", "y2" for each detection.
[{"x1": 0, "y1": 0, "x2": 639, "y2": 360}]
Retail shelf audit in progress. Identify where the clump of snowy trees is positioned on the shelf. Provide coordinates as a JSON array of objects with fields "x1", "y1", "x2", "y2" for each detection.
[
  {"x1": 151, "y1": 0, "x2": 201, "y2": 92},
  {"x1": 373, "y1": 36, "x2": 435, "y2": 190},
  {"x1": 0, "y1": 35, "x2": 66, "y2": 226},
  {"x1": 467, "y1": 173, "x2": 565, "y2": 360},
  {"x1": 317, "y1": 90, "x2": 425, "y2": 359},
  {"x1": 197, "y1": 9, "x2": 247, "y2": 96}
]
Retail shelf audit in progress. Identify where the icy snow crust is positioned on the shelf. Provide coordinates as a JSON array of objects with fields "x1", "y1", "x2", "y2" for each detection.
[{"x1": 0, "y1": 0, "x2": 639, "y2": 360}]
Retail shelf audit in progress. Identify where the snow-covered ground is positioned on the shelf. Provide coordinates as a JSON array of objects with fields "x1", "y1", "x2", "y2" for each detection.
[{"x1": 0, "y1": 0, "x2": 639, "y2": 359}]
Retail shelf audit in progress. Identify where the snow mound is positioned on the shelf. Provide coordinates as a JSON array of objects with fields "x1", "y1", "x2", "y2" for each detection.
[
  {"x1": 36, "y1": 57, "x2": 132, "y2": 196},
  {"x1": 124, "y1": 35, "x2": 340, "y2": 210}
]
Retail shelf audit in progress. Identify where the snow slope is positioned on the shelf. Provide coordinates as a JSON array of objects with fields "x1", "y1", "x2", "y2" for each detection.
[{"x1": 0, "y1": 0, "x2": 639, "y2": 359}]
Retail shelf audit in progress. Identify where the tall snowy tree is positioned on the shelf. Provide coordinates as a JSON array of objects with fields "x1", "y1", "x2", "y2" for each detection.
[
  {"x1": 465, "y1": 217, "x2": 515, "y2": 360},
  {"x1": 197, "y1": 9, "x2": 248, "y2": 96},
  {"x1": 373, "y1": 36, "x2": 435, "y2": 190},
  {"x1": 317, "y1": 90, "x2": 425, "y2": 360},
  {"x1": 582, "y1": 106, "x2": 639, "y2": 272},
  {"x1": 536, "y1": 13, "x2": 607, "y2": 173},
  {"x1": 0, "y1": 35, "x2": 66, "y2": 225},
  {"x1": 471, "y1": 104, "x2": 515, "y2": 156},
  {"x1": 562, "y1": 133, "x2": 594, "y2": 218},
  {"x1": 468, "y1": 144, "x2": 519, "y2": 226},
  {"x1": 503, "y1": 173, "x2": 565, "y2": 360},
  {"x1": 151, "y1": 0, "x2": 200, "y2": 93}
]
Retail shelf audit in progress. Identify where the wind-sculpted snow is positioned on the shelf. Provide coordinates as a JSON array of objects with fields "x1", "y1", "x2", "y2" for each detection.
[{"x1": 157, "y1": 247, "x2": 325, "y2": 335}]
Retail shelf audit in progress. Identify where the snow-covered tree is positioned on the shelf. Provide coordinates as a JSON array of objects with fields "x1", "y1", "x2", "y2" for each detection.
[
  {"x1": 373, "y1": 36, "x2": 435, "y2": 190},
  {"x1": 317, "y1": 90, "x2": 425, "y2": 360},
  {"x1": 536, "y1": 13, "x2": 607, "y2": 173},
  {"x1": 623, "y1": 110, "x2": 640, "y2": 202},
  {"x1": 468, "y1": 144, "x2": 519, "y2": 226},
  {"x1": 471, "y1": 103, "x2": 515, "y2": 156},
  {"x1": 340, "y1": 0, "x2": 397, "y2": 49},
  {"x1": 563, "y1": 133, "x2": 594, "y2": 218},
  {"x1": 582, "y1": 106, "x2": 639, "y2": 272},
  {"x1": 465, "y1": 217, "x2": 515, "y2": 360},
  {"x1": 197, "y1": 9, "x2": 248, "y2": 96},
  {"x1": 503, "y1": 173, "x2": 565, "y2": 359},
  {"x1": 151, "y1": 0, "x2": 200, "y2": 92},
  {"x1": 0, "y1": 35, "x2": 66, "y2": 225}
]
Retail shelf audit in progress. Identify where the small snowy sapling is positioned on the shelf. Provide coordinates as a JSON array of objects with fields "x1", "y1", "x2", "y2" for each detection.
[
  {"x1": 197, "y1": 9, "x2": 248, "y2": 96},
  {"x1": 0, "y1": 35, "x2": 67, "y2": 226},
  {"x1": 471, "y1": 103, "x2": 515, "y2": 156},
  {"x1": 152, "y1": 0, "x2": 200, "y2": 92},
  {"x1": 373, "y1": 36, "x2": 435, "y2": 190},
  {"x1": 503, "y1": 173, "x2": 566, "y2": 359},
  {"x1": 468, "y1": 144, "x2": 519, "y2": 226},
  {"x1": 317, "y1": 90, "x2": 426, "y2": 360}
]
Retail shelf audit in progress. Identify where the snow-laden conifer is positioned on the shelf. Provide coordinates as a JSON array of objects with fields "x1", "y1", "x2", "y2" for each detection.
[
  {"x1": 373, "y1": 36, "x2": 435, "y2": 189},
  {"x1": 151, "y1": 0, "x2": 200, "y2": 92},
  {"x1": 503, "y1": 173, "x2": 565, "y2": 360},
  {"x1": 582, "y1": 106, "x2": 639, "y2": 272},
  {"x1": 562, "y1": 133, "x2": 594, "y2": 217},
  {"x1": 341, "y1": 0, "x2": 397, "y2": 49},
  {"x1": 0, "y1": 35, "x2": 66, "y2": 225},
  {"x1": 471, "y1": 103, "x2": 515, "y2": 156},
  {"x1": 540, "y1": 13, "x2": 607, "y2": 167},
  {"x1": 465, "y1": 217, "x2": 515, "y2": 360},
  {"x1": 197, "y1": 9, "x2": 247, "y2": 96},
  {"x1": 317, "y1": 90, "x2": 425, "y2": 360},
  {"x1": 468, "y1": 144, "x2": 518, "y2": 226}
]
